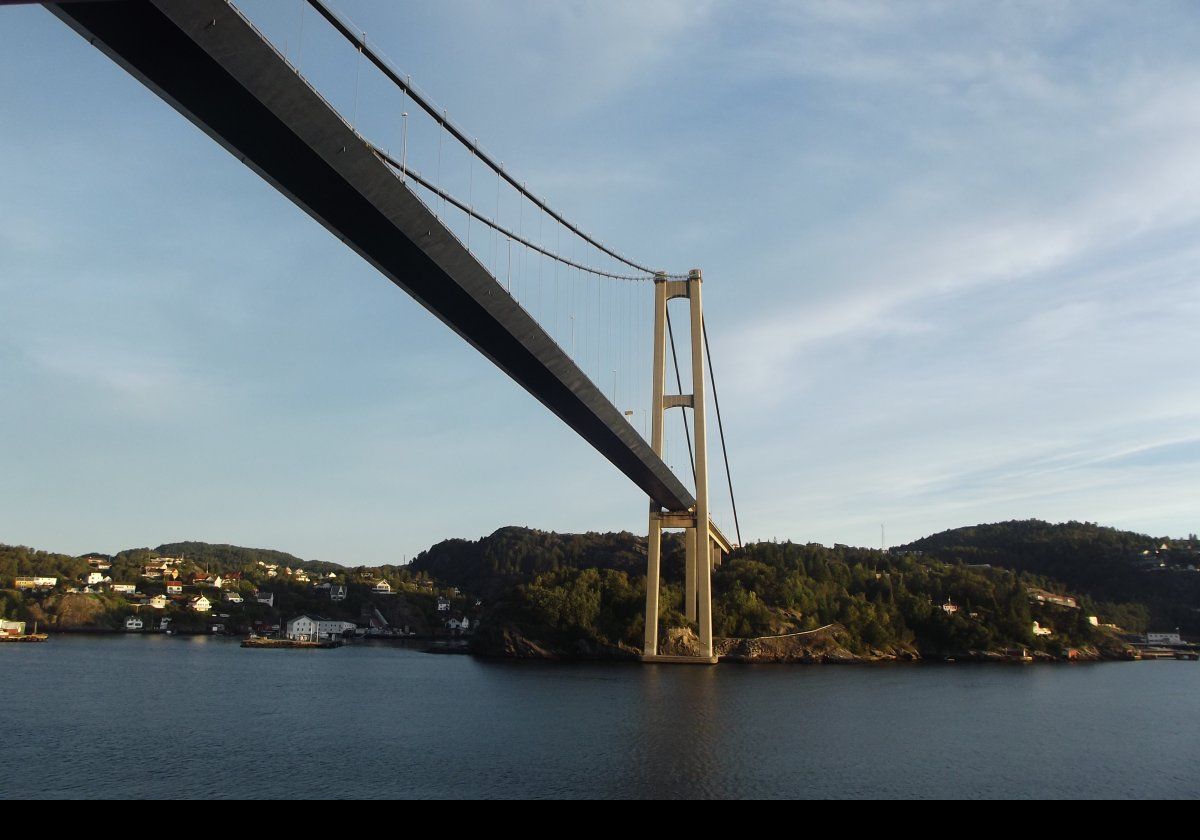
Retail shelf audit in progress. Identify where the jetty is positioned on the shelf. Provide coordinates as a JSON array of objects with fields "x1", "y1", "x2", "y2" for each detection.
[
  {"x1": 0, "y1": 633, "x2": 49, "y2": 643},
  {"x1": 241, "y1": 636, "x2": 342, "y2": 650}
]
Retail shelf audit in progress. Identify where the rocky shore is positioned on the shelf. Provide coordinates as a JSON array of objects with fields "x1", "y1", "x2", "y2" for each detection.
[{"x1": 468, "y1": 622, "x2": 1145, "y2": 664}]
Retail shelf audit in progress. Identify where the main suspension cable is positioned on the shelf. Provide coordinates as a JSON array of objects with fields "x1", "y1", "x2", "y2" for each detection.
[
  {"x1": 307, "y1": 0, "x2": 678, "y2": 277},
  {"x1": 374, "y1": 145, "x2": 653, "y2": 282}
]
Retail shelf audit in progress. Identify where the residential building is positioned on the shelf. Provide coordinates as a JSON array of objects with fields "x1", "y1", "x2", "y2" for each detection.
[
  {"x1": 111, "y1": 583, "x2": 137, "y2": 594},
  {"x1": 189, "y1": 595, "x2": 212, "y2": 613},
  {"x1": 224, "y1": 591, "x2": 244, "y2": 604},
  {"x1": 940, "y1": 599, "x2": 958, "y2": 615},
  {"x1": 254, "y1": 591, "x2": 274, "y2": 607},
  {"x1": 446, "y1": 616, "x2": 471, "y2": 635},
  {"x1": 1032, "y1": 621, "x2": 1053, "y2": 637},
  {"x1": 330, "y1": 585, "x2": 347, "y2": 602},
  {"x1": 166, "y1": 581, "x2": 184, "y2": 595},
  {"x1": 125, "y1": 616, "x2": 144, "y2": 631},
  {"x1": 437, "y1": 596, "x2": 451, "y2": 612},
  {"x1": 372, "y1": 580, "x2": 393, "y2": 595},
  {"x1": 84, "y1": 572, "x2": 106, "y2": 586},
  {"x1": 149, "y1": 595, "x2": 169, "y2": 609}
]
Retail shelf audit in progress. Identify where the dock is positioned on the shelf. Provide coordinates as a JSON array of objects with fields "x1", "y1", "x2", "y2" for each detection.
[{"x1": 241, "y1": 637, "x2": 342, "y2": 650}]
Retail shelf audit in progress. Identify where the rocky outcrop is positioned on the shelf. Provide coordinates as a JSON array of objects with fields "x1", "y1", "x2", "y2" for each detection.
[{"x1": 716, "y1": 624, "x2": 918, "y2": 664}]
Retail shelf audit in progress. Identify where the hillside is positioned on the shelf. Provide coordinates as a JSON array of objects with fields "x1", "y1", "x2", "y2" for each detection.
[{"x1": 903, "y1": 520, "x2": 1200, "y2": 634}]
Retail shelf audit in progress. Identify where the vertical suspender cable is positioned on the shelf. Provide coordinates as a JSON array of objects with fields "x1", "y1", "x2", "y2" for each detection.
[{"x1": 703, "y1": 316, "x2": 742, "y2": 546}]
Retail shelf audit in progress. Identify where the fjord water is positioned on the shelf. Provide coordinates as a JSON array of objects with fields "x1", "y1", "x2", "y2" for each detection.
[{"x1": 1, "y1": 636, "x2": 1195, "y2": 799}]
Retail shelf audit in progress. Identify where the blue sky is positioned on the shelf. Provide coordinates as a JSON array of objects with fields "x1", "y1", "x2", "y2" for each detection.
[{"x1": 1, "y1": 1, "x2": 1198, "y2": 565}]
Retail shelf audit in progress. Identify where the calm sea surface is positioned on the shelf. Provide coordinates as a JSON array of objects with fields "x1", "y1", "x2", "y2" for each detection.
[{"x1": 1, "y1": 635, "x2": 1196, "y2": 799}]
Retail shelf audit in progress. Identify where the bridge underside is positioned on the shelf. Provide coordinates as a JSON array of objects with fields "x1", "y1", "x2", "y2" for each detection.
[{"x1": 48, "y1": 0, "x2": 696, "y2": 513}]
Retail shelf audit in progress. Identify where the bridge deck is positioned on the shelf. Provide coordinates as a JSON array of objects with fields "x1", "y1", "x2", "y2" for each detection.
[{"x1": 49, "y1": 0, "x2": 696, "y2": 513}]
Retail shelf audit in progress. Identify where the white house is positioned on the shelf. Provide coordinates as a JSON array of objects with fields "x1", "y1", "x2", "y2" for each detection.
[
  {"x1": 254, "y1": 591, "x2": 274, "y2": 607},
  {"x1": 166, "y1": 581, "x2": 184, "y2": 595},
  {"x1": 1032, "y1": 621, "x2": 1053, "y2": 637},
  {"x1": 437, "y1": 596, "x2": 451, "y2": 612},
  {"x1": 124, "y1": 616, "x2": 144, "y2": 631},
  {"x1": 940, "y1": 599, "x2": 959, "y2": 615},
  {"x1": 224, "y1": 591, "x2": 244, "y2": 604},
  {"x1": 446, "y1": 617, "x2": 471, "y2": 634},
  {"x1": 84, "y1": 572, "x2": 106, "y2": 586},
  {"x1": 149, "y1": 595, "x2": 169, "y2": 609},
  {"x1": 372, "y1": 580, "x2": 393, "y2": 594},
  {"x1": 189, "y1": 595, "x2": 212, "y2": 613},
  {"x1": 111, "y1": 583, "x2": 137, "y2": 594}
]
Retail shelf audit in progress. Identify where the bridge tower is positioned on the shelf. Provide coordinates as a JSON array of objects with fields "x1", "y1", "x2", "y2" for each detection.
[{"x1": 643, "y1": 269, "x2": 730, "y2": 664}]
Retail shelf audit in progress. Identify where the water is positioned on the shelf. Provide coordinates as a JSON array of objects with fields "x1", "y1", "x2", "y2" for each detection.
[{"x1": 1, "y1": 635, "x2": 1196, "y2": 799}]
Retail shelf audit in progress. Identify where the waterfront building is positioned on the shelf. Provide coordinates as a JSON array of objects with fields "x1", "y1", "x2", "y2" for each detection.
[
  {"x1": 1146, "y1": 632, "x2": 1183, "y2": 646},
  {"x1": 286, "y1": 614, "x2": 319, "y2": 640},
  {"x1": 125, "y1": 616, "x2": 144, "y2": 631},
  {"x1": 317, "y1": 618, "x2": 356, "y2": 638},
  {"x1": 1, "y1": 619, "x2": 27, "y2": 636}
]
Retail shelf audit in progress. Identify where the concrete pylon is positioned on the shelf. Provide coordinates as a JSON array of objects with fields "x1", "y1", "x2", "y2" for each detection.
[{"x1": 642, "y1": 269, "x2": 722, "y2": 664}]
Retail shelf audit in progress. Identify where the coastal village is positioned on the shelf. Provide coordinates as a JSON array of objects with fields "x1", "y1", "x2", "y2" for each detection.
[{"x1": 4, "y1": 550, "x2": 481, "y2": 646}]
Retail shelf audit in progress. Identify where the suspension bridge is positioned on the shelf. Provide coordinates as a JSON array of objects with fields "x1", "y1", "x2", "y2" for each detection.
[{"x1": 37, "y1": 0, "x2": 742, "y2": 663}]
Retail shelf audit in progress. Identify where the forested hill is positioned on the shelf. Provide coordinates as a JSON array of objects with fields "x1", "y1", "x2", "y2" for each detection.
[
  {"x1": 903, "y1": 519, "x2": 1200, "y2": 633},
  {"x1": 409, "y1": 526, "x2": 686, "y2": 599},
  {"x1": 151, "y1": 542, "x2": 343, "y2": 574}
]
